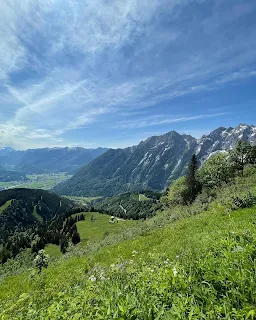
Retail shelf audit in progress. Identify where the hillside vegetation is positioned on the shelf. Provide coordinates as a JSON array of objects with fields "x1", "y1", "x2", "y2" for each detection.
[{"x1": 0, "y1": 141, "x2": 256, "y2": 319}]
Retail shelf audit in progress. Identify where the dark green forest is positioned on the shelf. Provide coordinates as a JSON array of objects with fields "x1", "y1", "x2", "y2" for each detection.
[{"x1": 0, "y1": 189, "x2": 85, "y2": 263}]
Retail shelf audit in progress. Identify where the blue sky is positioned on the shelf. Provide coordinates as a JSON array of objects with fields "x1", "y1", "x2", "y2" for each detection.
[{"x1": 0, "y1": 0, "x2": 256, "y2": 150}]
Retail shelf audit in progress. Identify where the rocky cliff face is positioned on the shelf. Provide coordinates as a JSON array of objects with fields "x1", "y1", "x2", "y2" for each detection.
[{"x1": 54, "y1": 124, "x2": 256, "y2": 197}]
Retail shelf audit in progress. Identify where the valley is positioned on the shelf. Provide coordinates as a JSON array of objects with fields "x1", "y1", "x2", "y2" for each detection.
[{"x1": 0, "y1": 173, "x2": 72, "y2": 191}]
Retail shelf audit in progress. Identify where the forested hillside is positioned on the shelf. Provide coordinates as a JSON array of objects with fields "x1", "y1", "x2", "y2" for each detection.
[
  {"x1": 91, "y1": 192, "x2": 162, "y2": 220},
  {"x1": 0, "y1": 188, "x2": 79, "y2": 263},
  {"x1": 54, "y1": 124, "x2": 256, "y2": 197}
]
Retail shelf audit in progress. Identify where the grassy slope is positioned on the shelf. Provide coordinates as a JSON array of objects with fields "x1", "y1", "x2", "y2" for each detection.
[
  {"x1": 32, "y1": 206, "x2": 43, "y2": 223},
  {"x1": 0, "y1": 199, "x2": 11, "y2": 214},
  {"x1": 1, "y1": 204, "x2": 256, "y2": 317},
  {"x1": 0, "y1": 174, "x2": 256, "y2": 319},
  {"x1": 77, "y1": 212, "x2": 136, "y2": 245}
]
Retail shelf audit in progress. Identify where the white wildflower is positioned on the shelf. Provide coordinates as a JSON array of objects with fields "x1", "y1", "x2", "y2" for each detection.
[
  {"x1": 89, "y1": 275, "x2": 96, "y2": 282},
  {"x1": 132, "y1": 250, "x2": 138, "y2": 256},
  {"x1": 173, "y1": 267, "x2": 178, "y2": 277}
]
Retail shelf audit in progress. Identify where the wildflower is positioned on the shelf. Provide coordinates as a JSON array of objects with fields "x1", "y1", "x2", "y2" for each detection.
[
  {"x1": 99, "y1": 273, "x2": 106, "y2": 281},
  {"x1": 234, "y1": 245, "x2": 244, "y2": 252},
  {"x1": 164, "y1": 259, "x2": 171, "y2": 266},
  {"x1": 173, "y1": 267, "x2": 178, "y2": 277},
  {"x1": 89, "y1": 275, "x2": 96, "y2": 282}
]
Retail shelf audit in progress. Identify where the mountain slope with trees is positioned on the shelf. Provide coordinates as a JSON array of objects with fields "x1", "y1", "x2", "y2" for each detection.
[
  {"x1": 54, "y1": 124, "x2": 256, "y2": 197},
  {"x1": 0, "y1": 188, "x2": 80, "y2": 262}
]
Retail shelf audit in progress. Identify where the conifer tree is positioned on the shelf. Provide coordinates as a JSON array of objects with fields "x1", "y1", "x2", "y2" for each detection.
[
  {"x1": 60, "y1": 235, "x2": 68, "y2": 254},
  {"x1": 183, "y1": 154, "x2": 201, "y2": 204},
  {"x1": 71, "y1": 231, "x2": 81, "y2": 245}
]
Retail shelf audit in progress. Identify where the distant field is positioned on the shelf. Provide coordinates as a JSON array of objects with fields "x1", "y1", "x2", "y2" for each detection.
[
  {"x1": 65, "y1": 196, "x2": 101, "y2": 206},
  {"x1": 0, "y1": 173, "x2": 72, "y2": 190},
  {"x1": 77, "y1": 212, "x2": 136, "y2": 245}
]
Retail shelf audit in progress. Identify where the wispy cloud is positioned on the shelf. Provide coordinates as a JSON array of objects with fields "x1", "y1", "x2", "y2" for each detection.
[
  {"x1": 0, "y1": 0, "x2": 256, "y2": 148},
  {"x1": 116, "y1": 113, "x2": 229, "y2": 129}
]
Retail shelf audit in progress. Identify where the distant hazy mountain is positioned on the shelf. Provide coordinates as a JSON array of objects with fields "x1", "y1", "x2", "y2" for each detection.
[
  {"x1": 0, "y1": 147, "x2": 108, "y2": 174},
  {"x1": 54, "y1": 124, "x2": 256, "y2": 197},
  {"x1": 0, "y1": 164, "x2": 28, "y2": 182}
]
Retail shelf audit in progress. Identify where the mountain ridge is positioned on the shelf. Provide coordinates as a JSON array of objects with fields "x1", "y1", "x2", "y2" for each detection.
[
  {"x1": 0, "y1": 147, "x2": 109, "y2": 175},
  {"x1": 54, "y1": 124, "x2": 256, "y2": 197}
]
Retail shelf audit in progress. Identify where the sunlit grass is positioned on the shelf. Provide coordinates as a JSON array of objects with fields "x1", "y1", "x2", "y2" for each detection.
[
  {"x1": 0, "y1": 199, "x2": 12, "y2": 214},
  {"x1": 77, "y1": 212, "x2": 136, "y2": 245},
  {"x1": 45, "y1": 244, "x2": 62, "y2": 258},
  {"x1": 32, "y1": 206, "x2": 43, "y2": 223}
]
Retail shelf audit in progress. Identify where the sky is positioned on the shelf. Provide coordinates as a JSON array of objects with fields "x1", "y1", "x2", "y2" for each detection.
[{"x1": 0, "y1": 0, "x2": 256, "y2": 150}]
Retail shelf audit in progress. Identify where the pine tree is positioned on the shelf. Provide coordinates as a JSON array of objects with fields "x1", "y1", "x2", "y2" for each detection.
[
  {"x1": 183, "y1": 154, "x2": 201, "y2": 204},
  {"x1": 60, "y1": 235, "x2": 68, "y2": 254},
  {"x1": 71, "y1": 231, "x2": 81, "y2": 245}
]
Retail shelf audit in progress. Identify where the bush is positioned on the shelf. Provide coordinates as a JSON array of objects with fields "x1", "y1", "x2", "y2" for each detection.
[
  {"x1": 199, "y1": 152, "x2": 235, "y2": 188},
  {"x1": 34, "y1": 250, "x2": 49, "y2": 274}
]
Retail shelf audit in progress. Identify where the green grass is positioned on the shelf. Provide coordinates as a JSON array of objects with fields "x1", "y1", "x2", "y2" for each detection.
[
  {"x1": 32, "y1": 206, "x2": 43, "y2": 223},
  {"x1": 77, "y1": 212, "x2": 136, "y2": 245},
  {"x1": 139, "y1": 193, "x2": 150, "y2": 201},
  {"x1": 0, "y1": 200, "x2": 12, "y2": 214},
  {"x1": 44, "y1": 244, "x2": 62, "y2": 259}
]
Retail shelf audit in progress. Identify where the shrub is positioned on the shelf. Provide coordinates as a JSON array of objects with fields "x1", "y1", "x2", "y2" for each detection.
[{"x1": 34, "y1": 249, "x2": 49, "y2": 274}]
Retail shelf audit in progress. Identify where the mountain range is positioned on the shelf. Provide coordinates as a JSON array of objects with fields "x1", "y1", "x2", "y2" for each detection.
[
  {"x1": 53, "y1": 124, "x2": 256, "y2": 197},
  {"x1": 0, "y1": 147, "x2": 108, "y2": 175}
]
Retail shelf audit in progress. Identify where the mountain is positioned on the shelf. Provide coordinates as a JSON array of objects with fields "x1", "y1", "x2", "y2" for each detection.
[
  {"x1": 0, "y1": 147, "x2": 15, "y2": 156},
  {"x1": 0, "y1": 147, "x2": 108, "y2": 174},
  {"x1": 54, "y1": 124, "x2": 256, "y2": 197},
  {"x1": 0, "y1": 164, "x2": 28, "y2": 183}
]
